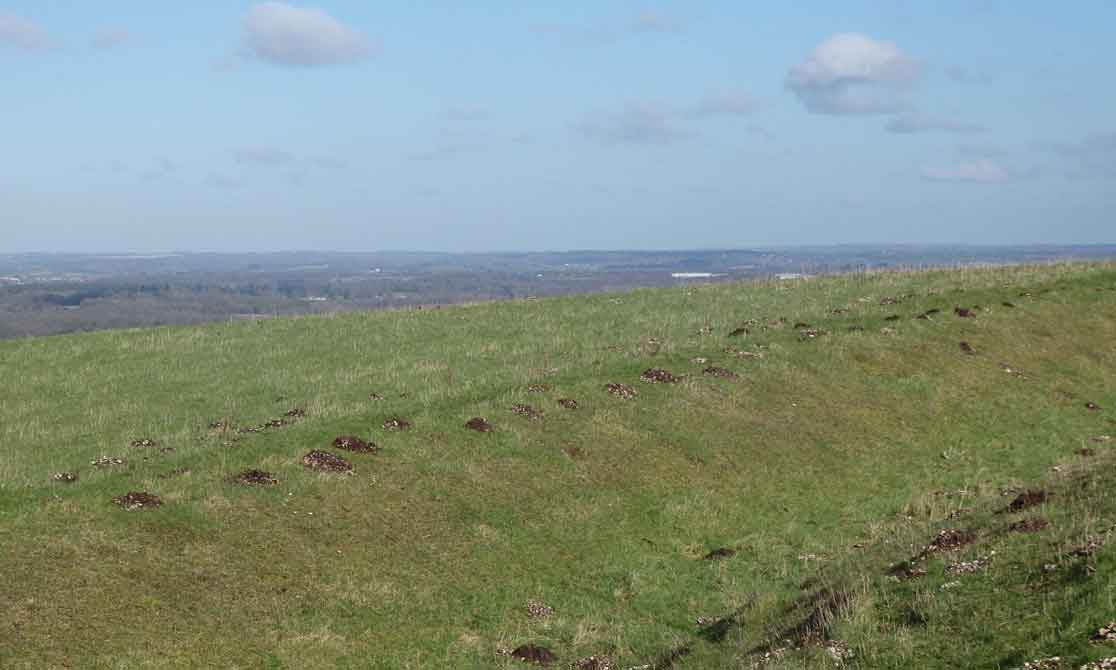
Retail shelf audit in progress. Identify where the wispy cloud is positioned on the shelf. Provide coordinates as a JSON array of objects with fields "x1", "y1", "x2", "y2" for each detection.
[
  {"x1": 686, "y1": 92, "x2": 760, "y2": 119},
  {"x1": 232, "y1": 146, "x2": 295, "y2": 165},
  {"x1": 0, "y1": 11, "x2": 55, "y2": 51},
  {"x1": 945, "y1": 65, "x2": 995, "y2": 85},
  {"x1": 886, "y1": 113, "x2": 987, "y2": 134},
  {"x1": 787, "y1": 33, "x2": 921, "y2": 115},
  {"x1": 91, "y1": 26, "x2": 135, "y2": 50},
  {"x1": 1034, "y1": 132, "x2": 1116, "y2": 179},
  {"x1": 242, "y1": 2, "x2": 376, "y2": 67},
  {"x1": 574, "y1": 103, "x2": 691, "y2": 145},
  {"x1": 530, "y1": 9, "x2": 685, "y2": 47},
  {"x1": 922, "y1": 158, "x2": 1009, "y2": 183}
]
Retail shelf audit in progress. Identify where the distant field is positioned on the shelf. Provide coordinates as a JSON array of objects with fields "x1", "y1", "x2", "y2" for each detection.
[{"x1": 1, "y1": 262, "x2": 1114, "y2": 669}]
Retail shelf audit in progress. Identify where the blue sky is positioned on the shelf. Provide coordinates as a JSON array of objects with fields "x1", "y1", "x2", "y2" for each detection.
[{"x1": 2, "y1": 1, "x2": 1114, "y2": 252}]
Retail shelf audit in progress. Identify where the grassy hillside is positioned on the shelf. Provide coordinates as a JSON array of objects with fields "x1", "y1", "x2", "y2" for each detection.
[{"x1": 1, "y1": 262, "x2": 1114, "y2": 670}]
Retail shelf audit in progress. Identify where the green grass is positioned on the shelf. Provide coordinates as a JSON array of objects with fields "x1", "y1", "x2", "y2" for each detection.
[{"x1": 1, "y1": 262, "x2": 1115, "y2": 669}]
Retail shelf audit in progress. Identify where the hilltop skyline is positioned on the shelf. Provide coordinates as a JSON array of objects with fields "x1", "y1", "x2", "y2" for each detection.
[{"x1": 2, "y1": 1, "x2": 1114, "y2": 252}]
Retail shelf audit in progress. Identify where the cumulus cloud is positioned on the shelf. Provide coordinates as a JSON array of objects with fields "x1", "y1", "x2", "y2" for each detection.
[
  {"x1": 787, "y1": 33, "x2": 920, "y2": 115},
  {"x1": 886, "y1": 113, "x2": 987, "y2": 134},
  {"x1": 91, "y1": 26, "x2": 134, "y2": 50},
  {"x1": 687, "y1": 92, "x2": 760, "y2": 119},
  {"x1": 0, "y1": 12, "x2": 54, "y2": 51},
  {"x1": 922, "y1": 159, "x2": 1009, "y2": 184},
  {"x1": 232, "y1": 146, "x2": 295, "y2": 165},
  {"x1": 575, "y1": 103, "x2": 691, "y2": 145},
  {"x1": 242, "y1": 2, "x2": 375, "y2": 67}
]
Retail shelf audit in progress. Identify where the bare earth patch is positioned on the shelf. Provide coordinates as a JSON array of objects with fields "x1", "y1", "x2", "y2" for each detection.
[
  {"x1": 234, "y1": 469, "x2": 279, "y2": 486},
  {"x1": 511, "y1": 644, "x2": 556, "y2": 665},
  {"x1": 130, "y1": 438, "x2": 159, "y2": 449},
  {"x1": 511, "y1": 404, "x2": 544, "y2": 420},
  {"x1": 574, "y1": 655, "x2": 613, "y2": 670},
  {"x1": 960, "y1": 341, "x2": 976, "y2": 355},
  {"x1": 525, "y1": 600, "x2": 553, "y2": 620},
  {"x1": 465, "y1": 417, "x2": 493, "y2": 433},
  {"x1": 605, "y1": 383, "x2": 638, "y2": 399},
  {"x1": 301, "y1": 450, "x2": 353, "y2": 473},
  {"x1": 703, "y1": 547, "x2": 736, "y2": 561},
  {"x1": 640, "y1": 368, "x2": 679, "y2": 383},
  {"x1": 557, "y1": 398, "x2": 579, "y2": 410},
  {"x1": 1003, "y1": 490, "x2": 1048, "y2": 513},
  {"x1": 1091, "y1": 622, "x2": 1116, "y2": 644},
  {"x1": 91, "y1": 456, "x2": 126, "y2": 468},
  {"x1": 703, "y1": 366, "x2": 738, "y2": 379},
  {"x1": 332, "y1": 436, "x2": 378, "y2": 453},
  {"x1": 527, "y1": 384, "x2": 549, "y2": 393},
  {"x1": 382, "y1": 417, "x2": 412, "y2": 431},
  {"x1": 112, "y1": 491, "x2": 162, "y2": 510},
  {"x1": 925, "y1": 528, "x2": 977, "y2": 553},
  {"x1": 955, "y1": 307, "x2": 976, "y2": 318},
  {"x1": 1009, "y1": 517, "x2": 1050, "y2": 533},
  {"x1": 51, "y1": 472, "x2": 78, "y2": 483}
]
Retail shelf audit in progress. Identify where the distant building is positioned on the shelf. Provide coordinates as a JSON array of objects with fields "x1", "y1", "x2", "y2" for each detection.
[{"x1": 671, "y1": 272, "x2": 718, "y2": 279}]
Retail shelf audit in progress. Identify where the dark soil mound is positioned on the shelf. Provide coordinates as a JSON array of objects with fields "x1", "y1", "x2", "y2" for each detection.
[
  {"x1": 1077, "y1": 447, "x2": 1097, "y2": 457},
  {"x1": 884, "y1": 314, "x2": 901, "y2": 322},
  {"x1": 301, "y1": 450, "x2": 353, "y2": 473},
  {"x1": 51, "y1": 472, "x2": 78, "y2": 483},
  {"x1": 130, "y1": 438, "x2": 159, "y2": 449},
  {"x1": 465, "y1": 417, "x2": 493, "y2": 432},
  {"x1": 640, "y1": 369, "x2": 679, "y2": 383},
  {"x1": 511, "y1": 644, "x2": 556, "y2": 665},
  {"x1": 1009, "y1": 517, "x2": 1050, "y2": 533},
  {"x1": 112, "y1": 491, "x2": 162, "y2": 510},
  {"x1": 926, "y1": 528, "x2": 977, "y2": 552},
  {"x1": 511, "y1": 404, "x2": 544, "y2": 420},
  {"x1": 703, "y1": 366, "x2": 738, "y2": 379},
  {"x1": 574, "y1": 655, "x2": 613, "y2": 670},
  {"x1": 605, "y1": 383, "x2": 638, "y2": 399},
  {"x1": 728, "y1": 327, "x2": 750, "y2": 337},
  {"x1": 1002, "y1": 301, "x2": 1016, "y2": 308},
  {"x1": 332, "y1": 436, "x2": 377, "y2": 453},
  {"x1": 235, "y1": 469, "x2": 278, "y2": 485},
  {"x1": 382, "y1": 417, "x2": 412, "y2": 430},
  {"x1": 369, "y1": 392, "x2": 385, "y2": 401},
  {"x1": 793, "y1": 322, "x2": 812, "y2": 329},
  {"x1": 959, "y1": 341, "x2": 976, "y2": 354},
  {"x1": 285, "y1": 408, "x2": 306, "y2": 418},
  {"x1": 558, "y1": 398, "x2": 579, "y2": 410},
  {"x1": 954, "y1": 307, "x2": 976, "y2": 318},
  {"x1": 703, "y1": 547, "x2": 736, "y2": 561},
  {"x1": 91, "y1": 456, "x2": 126, "y2": 468},
  {"x1": 1004, "y1": 490, "x2": 1047, "y2": 513}
]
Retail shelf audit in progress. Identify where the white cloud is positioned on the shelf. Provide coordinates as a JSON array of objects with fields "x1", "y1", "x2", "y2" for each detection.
[
  {"x1": 242, "y1": 2, "x2": 375, "y2": 67},
  {"x1": 91, "y1": 26, "x2": 135, "y2": 50},
  {"x1": 787, "y1": 33, "x2": 920, "y2": 115},
  {"x1": 0, "y1": 12, "x2": 54, "y2": 51},
  {"x1": 687, "y1": 92, "x2": 760, "y2": 118},
  {"x1": 922, "y1": 159, "x2": 1009, "y2": 184},
  {"x1": 575, "y1": 103, "x2": 691, "y2": 145},
  {"x1": 886, "y1": 113, "x2": 986, "y2": 134}
]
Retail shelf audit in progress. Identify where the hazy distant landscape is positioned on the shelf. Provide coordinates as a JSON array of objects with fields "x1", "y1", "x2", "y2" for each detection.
[{"x1": 3, "y1": 245, "x2": 1115, "y2": 338}]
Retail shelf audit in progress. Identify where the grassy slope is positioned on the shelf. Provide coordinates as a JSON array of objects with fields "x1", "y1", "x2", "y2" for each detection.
[{"x1": 0, "y1": 262, "x2": 1114, "y2": 670}]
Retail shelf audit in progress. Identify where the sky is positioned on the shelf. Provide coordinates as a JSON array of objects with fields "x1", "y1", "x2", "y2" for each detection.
[{"x1": 2, "y1": 1, "x2": 1114, "y2": 252}]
